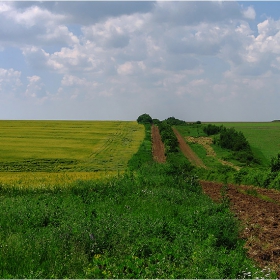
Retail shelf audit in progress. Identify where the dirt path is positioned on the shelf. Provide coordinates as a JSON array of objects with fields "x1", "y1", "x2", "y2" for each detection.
[
  {"x1": 151, "y1": 125, "x2": 166, "y2": 163},
  {"x1": 200, "y1": 181, "x2": 280, "y2": 276},
  {"x1": 186, "y1": 136, "x2": 240, "y2": 170},
  {"x1": 172, "y1": 128, "x2": 207, "y2": 168}
]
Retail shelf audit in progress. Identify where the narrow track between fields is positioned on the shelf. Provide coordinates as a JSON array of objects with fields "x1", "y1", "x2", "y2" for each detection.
[
  {"x1": 151, "y1": 125, "x2": 166, "y2": 163},
  {"x1": 172, "y1": 128, "x2": 207, "y2": 168}
]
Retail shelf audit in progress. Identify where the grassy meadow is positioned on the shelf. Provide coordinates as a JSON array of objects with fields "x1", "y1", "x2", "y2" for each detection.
[
  {"x1": 176, "y1": 122, "x2": 280, "y2": 169},
  {"x1": 214, "y1": 122, "x2": 280, "y2": 166},
  {"x1": 0, "y1": 120, "x2": 144, "y2": 188}
]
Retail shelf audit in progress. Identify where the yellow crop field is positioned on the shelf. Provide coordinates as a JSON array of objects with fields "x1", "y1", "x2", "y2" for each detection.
[{"x1": 0, "y1": 120, "x2": 144, "y2": 188}]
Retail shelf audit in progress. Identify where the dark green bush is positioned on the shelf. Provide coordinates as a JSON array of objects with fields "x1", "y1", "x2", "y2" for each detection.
[
  {"x1": 137, "y1": 114, "x2": 153, "y2": 124},
  {"x1": 270, "y1": 153, "x2": 280, "y2": 172},
  {"x1": 203, "y1": 124, "x2": 223, "y2": 136},
  {"x1": 158, "y1": 121, "x2": 178, "y2": 154}
]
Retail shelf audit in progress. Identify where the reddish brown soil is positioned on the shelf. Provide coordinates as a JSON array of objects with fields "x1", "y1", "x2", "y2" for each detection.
[
  {"x1": 151, "y1": 125, "x2": 166, "y2": 163},
  {"x1": 172, "y1": 128, "x2": 207, "y2": 168},
  {"x1": 200, "y1": 181, "x2": 280, "y2": 276}
]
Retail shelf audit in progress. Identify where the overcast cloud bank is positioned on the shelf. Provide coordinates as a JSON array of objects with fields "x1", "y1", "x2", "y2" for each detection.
[{"x1": 0, "y1": 1, "x2": 280, "y2": 121}]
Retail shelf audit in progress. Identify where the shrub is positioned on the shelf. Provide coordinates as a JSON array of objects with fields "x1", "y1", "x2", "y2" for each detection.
[
  {"x1": 137, "y1": 114, "x2": 153, "y2": 124},
  {"x1": 158, "y1": 121, "x2": 178, "y2": 154},
  {"x1": 203, "y1": 124, "x2": 223, "y2": 136},
  {"x1": 270, "y1": 153, "x2": 280, "y2": 173}
]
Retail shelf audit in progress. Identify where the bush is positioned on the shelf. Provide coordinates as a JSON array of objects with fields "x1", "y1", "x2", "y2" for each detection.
[
  {"x1": 203, "y1": 124, "x2": 223, "y2": 136},
  {"x1": 137, "y1": 114, "x2": 153, "y2": 124},
  {"x1": 270, "y1": 153, "x2": 280, "y2": 172},
  {"x1": 158, "y1": 121, "x2": 178, "y2": 154},
  {"x1": 164, "y1": 117, "x2": 186, "y2": 126}
]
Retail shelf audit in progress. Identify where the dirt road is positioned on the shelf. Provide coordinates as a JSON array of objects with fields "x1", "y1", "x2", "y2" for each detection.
[
  {"x1": 151, "y1": 125, "x2": 166, "y2": 163},
  {"x1": 201, "y1": 181, "x2": 280, "y2": 276},
  {"x1": 172, "y1": 128, "x2": 207, "y2": 168}
]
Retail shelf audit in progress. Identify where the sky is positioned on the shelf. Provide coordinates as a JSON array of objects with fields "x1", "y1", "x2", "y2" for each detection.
[{"x1": 1, "y1": 1, "x2": 280, "y2": 121}]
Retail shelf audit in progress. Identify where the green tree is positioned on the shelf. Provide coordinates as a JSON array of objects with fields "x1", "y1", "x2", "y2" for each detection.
[{"x1": 137, "y1": 114, "x2": 153, "y2": 124}]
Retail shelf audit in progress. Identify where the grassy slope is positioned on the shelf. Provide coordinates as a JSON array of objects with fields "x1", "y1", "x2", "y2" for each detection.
[{"x1": 212, "y1": 122, "x2": 280, "y2": 166}]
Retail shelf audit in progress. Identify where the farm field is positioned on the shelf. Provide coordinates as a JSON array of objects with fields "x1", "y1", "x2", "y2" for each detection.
[
  {"x1": 0, "y1": 120, "x2": 144, "y2": 187},
  {"x1": 1, "y1": 117, "x2": 280, "y2": 278},
  {"x1": 211, "y1": 122, "x2": 280, "y2": 166}
]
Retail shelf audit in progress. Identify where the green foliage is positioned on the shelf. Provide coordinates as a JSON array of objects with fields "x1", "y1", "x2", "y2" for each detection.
[
  {"x1": 158, "y1": 121, "x2": 178, "y2": 154},
  {"x1": 137, "y1": 113, "x2": 153, "y2": 124},
  {"x1": 218, "y1": 127, "x2": 258, "y2": 165},
  {"x1": 203, "y1": 124, "x2": 223, "y2": 136},
  {"x1": 219, "y1": 127, "x2": 250, "y2": 152},
  {"x1": 270, "y1": 153, "x2": 280, "y2": 172},
  {"x1": 163, "y1": 116, "x2": 186, "y2": 126},
  {"x1": 0, "y1": 117, "x2": 275, "y2": 278},
  {"x1": 216, "y1": 122, "x2": 280, "y2": 165},
  {"x1": 152, "y1": 118, "x2": 161, "y2": 125},
  {"x1": 0, "y1": 163, "x2": 267, "y2": 278},
  {"x1": 128, "y1": 124, "x2": 153, "y2": 170}
]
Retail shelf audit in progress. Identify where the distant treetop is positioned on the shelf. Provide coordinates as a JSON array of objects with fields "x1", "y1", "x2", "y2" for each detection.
[
  {"x1": 137, "y1": 113, "x2": 153, "y2": 124},
  {"x1": 164, "y1": 116, "x2": 186, "y2": 126}
]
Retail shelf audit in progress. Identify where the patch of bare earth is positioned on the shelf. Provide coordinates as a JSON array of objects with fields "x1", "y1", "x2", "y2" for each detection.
[
  {"x1": 151, "y1": 125, "x2": 166, "y2": 163},
  {"x1": 172, "y1": 128, "x2": 207, "y2": 168},
  {"x1": 186, "y1": 136, "x2": 240, "y2": 170},
  {"x1": 200, "y1": 180, "x2": 280, "y2": 276}
]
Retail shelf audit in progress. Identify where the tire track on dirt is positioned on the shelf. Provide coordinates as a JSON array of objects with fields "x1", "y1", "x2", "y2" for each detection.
[
  {"x1": 151, "y1": 125, "x2": 166, "y2": 163},
  {"x1": 201, "y1": 180, "x2": 280, "y2": 276},
  {"x1": 172, "y1": 128, "x2": 207, "y2": 168}
]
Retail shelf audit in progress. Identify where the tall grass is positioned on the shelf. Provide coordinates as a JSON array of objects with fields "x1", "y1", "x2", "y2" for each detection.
[{"x1": 0, "y1": 163, "x2": 272, "y2": 278}]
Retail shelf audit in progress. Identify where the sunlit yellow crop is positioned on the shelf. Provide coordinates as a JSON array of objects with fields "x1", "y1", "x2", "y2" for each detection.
[{"x1": 0, "y1": 120, "x2": 144, "y2": 188}]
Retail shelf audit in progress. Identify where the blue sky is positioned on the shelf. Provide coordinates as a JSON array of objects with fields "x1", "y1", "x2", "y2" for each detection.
[{"x1": 1, "y1": 1, "x2": 280, "y2": 121}]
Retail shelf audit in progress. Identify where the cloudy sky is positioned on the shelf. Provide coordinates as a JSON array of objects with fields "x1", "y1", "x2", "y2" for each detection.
[{"x1": 1, "y1": 1, "x2": 280, "y2": 121}]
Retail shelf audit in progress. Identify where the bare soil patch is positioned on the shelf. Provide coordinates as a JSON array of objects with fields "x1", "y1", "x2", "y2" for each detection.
[
  {"x1": 173, "y1": 129, "x2": 206, "y2": 168},
  {"x1": 151, "y1": 125, "x2": 166, "y2": 163},
  {"x1": 200, "y1": 180, "x2": 280, "y2": 276}
]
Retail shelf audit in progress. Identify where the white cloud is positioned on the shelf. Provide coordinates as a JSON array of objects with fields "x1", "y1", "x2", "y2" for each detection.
[
  {"x1": 25, "y1": 75, "x2": 48, "y2": 99},
  {"x1": 1, "y1": 1, "x2": 280, "y2": 121},
  {"x1": 11, "y1": 5, "x2": 65, "y2": 28},
  {"x1": 0, "y1": 68, "x2": 22, "y2": 94},
  {"x1": 242, "y1": 6, "x2": 256, "y2": 20}
]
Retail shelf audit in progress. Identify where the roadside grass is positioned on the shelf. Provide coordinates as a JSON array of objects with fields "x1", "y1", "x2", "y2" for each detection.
[{"x1": 187, "y1": 142, "x2": 224, "y2": 169}]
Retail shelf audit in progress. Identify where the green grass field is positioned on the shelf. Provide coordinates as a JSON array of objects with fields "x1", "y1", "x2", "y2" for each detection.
[
  {"x1": 213, "y1": 122, "x2": 280, "y2": 165},
  {"x1": 0, "y1": 120, "x2": 144, "y2": 187},
  {"x1": 0, "y1": 121, "x2": 272, "y2": 279}
]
